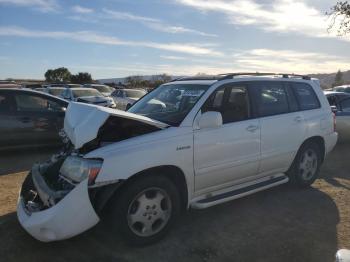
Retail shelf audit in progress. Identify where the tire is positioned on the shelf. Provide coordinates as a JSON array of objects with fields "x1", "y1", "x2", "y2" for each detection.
[
  {"x1": 287, "y1": 142, "x2": 322, "y2": 187},
  {"x1": 110, "y1": 175, "x2": 181, "y2": 246}
]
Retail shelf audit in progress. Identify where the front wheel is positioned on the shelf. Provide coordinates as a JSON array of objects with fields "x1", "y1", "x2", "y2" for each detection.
[
  {"x1": 287, "y1": 142, "x2": 322, "y2": 187},
  {"x1": 110, "y1": 175, "x2": 180, "y2": 246}
]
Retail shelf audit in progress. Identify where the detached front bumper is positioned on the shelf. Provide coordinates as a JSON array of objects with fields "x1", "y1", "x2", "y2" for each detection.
[{"x1": 17, "y1": 165, "x2": 100, "y2": 242}]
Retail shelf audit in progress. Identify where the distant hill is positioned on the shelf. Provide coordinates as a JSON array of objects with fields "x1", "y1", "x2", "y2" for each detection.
[
  {"x1": 98, "y1": 71, "x2": 350, "y2": 89},
  {"x1": 97, "y1": 75, "x2": 182, "y2": 85},
  {"x1": 309, "y1": 70, "x2": 350, "y2": 89}
]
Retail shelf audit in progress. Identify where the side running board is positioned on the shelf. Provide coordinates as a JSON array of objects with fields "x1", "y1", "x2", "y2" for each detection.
[{"x1": 191, "y1": 175, "x2": 289, "y2": 209}]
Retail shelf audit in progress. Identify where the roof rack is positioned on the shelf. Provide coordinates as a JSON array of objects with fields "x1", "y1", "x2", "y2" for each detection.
[
  {"x1": 170, "y1": 72, "x2": 311, "y2": 83},
  {"x1": 218, "y1": 72, "x2": 311, "y2": 81}
]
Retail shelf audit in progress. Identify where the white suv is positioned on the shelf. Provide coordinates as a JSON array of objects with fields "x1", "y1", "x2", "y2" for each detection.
[{"x1": 17, "y1": 73, "x2": 337, "y2": 245}]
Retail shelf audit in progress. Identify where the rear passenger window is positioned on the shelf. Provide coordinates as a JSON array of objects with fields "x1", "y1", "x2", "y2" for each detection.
[
  {"x1": 293, "y1": 83, "x2": 320, "y2": 110},
  {"x1": 251, "y1": 82, "x2": 289, "y2": 117}
]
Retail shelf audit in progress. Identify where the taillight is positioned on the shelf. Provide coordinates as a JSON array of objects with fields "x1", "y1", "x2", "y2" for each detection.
[{"x1": 332, "y1": 112, "x2": 336, "y2": 132}]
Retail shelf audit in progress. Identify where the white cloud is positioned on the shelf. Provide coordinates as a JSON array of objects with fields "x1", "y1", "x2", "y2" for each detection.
[
  {"x1": 232, "y1": 48, "x2": 350, "y2": 74},
  {"x1": 0, "y1": 26, "x2": 222, "y2": 56},
  {"x1": 175, "y1": 0, "x2": 349, "y2": 40},
  {"x1": 0, "y1": 0, "x2": 58, "y2": 12},
  {"x1": 72, "y1": 5, "x2": 93, "y2": 14},
  {"x1": 102, "y1": 9, "x2": 160, "y2": 23},
  {"x1": 70, "y1": 48, "x2": 350, "y2": 77},
  {"x1": 102, "y1": 9, "x2": 217, "y2": 37},
  {"x1": 160, "y1": 55, "x2": 187, "y2": 60}
]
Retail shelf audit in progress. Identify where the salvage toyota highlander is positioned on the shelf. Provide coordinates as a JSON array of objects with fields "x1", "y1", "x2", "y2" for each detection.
[{"x1": 17, "y1": 73, "x2": 338, "y2": 245}]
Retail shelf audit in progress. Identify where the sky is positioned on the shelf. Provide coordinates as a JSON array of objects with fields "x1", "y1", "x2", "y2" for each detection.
[{"x1": 0, "y1": 0, "x2": 349, "y2": 79}]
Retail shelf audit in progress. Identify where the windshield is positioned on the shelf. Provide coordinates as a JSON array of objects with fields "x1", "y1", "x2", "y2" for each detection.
[
  {"x1": 128, "y1": 84, "x2": 210, "y2": 126},
  {"x1": 125, "y1": 90, "x2": 147, "y2": 98},
  {"x1": 49, "y1": 88, "x2": 64, "y2": 96},
  {"x1": 72, "y1": 89, "x2": 103, "y2": 97},
  {"x1": 92, "y1": 85, "x2": 113, "y2": 93}
]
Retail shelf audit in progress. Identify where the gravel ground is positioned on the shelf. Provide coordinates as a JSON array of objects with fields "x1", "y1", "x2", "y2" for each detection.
[{"x1": 0, "y1": 144, "x2": 349, "y2": 262}]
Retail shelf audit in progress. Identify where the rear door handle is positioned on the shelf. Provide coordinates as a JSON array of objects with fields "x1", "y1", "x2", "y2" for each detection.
[
  {"x1": 294, "y1": 116, "x2": 303, "y2": 123},
  {"x1": 246, "y1": 125, "x2": 259, "y2": 132}
]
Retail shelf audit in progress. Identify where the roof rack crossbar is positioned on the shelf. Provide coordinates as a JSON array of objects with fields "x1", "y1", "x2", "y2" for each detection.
[
  {"x1": 169, "y1": 72, "x2": 311, "y2": 83},
  {"x1": 218, "y1": 72, "x2": 311, "y2": 81}
]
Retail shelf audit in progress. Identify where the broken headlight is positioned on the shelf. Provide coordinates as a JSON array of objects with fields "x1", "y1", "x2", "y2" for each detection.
[{"x1": 60, "y1": 156, "x2": 103, "y2": 185}]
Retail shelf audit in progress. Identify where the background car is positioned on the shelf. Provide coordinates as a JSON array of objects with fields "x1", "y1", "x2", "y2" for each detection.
[
  {"x1": 22, "y1": 83, "x2": 44, "y2": 90},
  {"x1": 48, "y1": 83, "x2": 82, "y2": 89},
  {"x1": 325, "y1": 91, "x2": 350, "y2": 108},
  {"x1": 325, "y1": 91, "x2": 350, "y2": 142},
  {"x1": 0, "y1": 88, "x2": 68, "y2": 150},
  {"x1": 111, "y1": 88, "x2": 147, "y2": 110},
  {"x1": 333, "y1": 85, "x2": 350, "y2": 93},
  {"x1": 43, "y1": 87, "x2": 65, "y2": 97},
  {"x1": 84, "y1": 84, "x2": 114, "y2": 97},
  {"x1": 60, "y1": 87, "x2": 116, "y2": 108}
]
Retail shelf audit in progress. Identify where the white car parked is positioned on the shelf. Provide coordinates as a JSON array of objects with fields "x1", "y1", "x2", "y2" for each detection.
[
  {"x1": 17, "y1": 73, "x2": 337, "y2": 245},
  {"x1": 84, "y1": 84, "x2": 114, "y2": 97},
  {"x1": 111, "y1": 88, "x2": 147, "y2": 110},
  {"x1": 60, "y1": 87, "x2": 116, "y2": 108}
]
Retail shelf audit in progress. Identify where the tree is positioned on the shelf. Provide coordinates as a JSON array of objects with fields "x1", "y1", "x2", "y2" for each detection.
[
  {"x1": 328, "y1": 2, "x2": 350, "y2": 35},
  {"x1": 45, "y1": 67, "x2": 71, "y2": 83},
  {"x1": 333, "y1": 70, "x2": 344, "y2": 87},
  {"x1": 70, "y1": 72, "x2": 93, "y2": 84},
  {"x1": 125, "y1": 75, "x2": 144, "y2": 88}
]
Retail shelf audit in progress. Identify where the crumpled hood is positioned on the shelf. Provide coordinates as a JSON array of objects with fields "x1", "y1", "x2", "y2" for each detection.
[{"x1": 64, "y1": 102, "x2": 168, "y2": 149}]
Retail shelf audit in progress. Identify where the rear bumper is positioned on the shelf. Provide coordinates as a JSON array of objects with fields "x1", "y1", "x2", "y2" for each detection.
[
  {"x1": 17, "y1": 170, "x2": 100, "y2": 242},
  {"x1": 325, "y1": 132, "x2": 338, "y2": 155}
]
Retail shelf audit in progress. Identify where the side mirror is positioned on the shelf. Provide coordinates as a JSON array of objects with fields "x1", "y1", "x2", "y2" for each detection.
[
  {"x1": 199, "y1": 111, "x2": 223, "y2": 129},
  {"x1": 331, "y1": 105, "x2": 338, "y2": 113}
]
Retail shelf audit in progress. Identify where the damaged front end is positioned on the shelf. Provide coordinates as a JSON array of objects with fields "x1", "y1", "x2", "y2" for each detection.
[
  {"x1": 17, "y1": 102, "x2": 167, "y2": 242},
  {"x1": 17, "y1": 149, "x2": 102, "y2": 242}
]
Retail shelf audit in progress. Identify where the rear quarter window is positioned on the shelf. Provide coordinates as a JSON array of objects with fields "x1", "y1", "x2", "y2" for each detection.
[{"x1": 292, "y1": 83, "x2": 320, "y2": 110}]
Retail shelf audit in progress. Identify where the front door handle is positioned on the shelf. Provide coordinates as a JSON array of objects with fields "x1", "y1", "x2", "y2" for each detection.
[{"x1": 246, "y1": 125, "x2": 259, "y2": 132}]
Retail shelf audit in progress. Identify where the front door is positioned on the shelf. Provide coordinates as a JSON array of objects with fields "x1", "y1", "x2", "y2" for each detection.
[{"x1": 194, "y1": 83, "x2": 261, "y2": 193}]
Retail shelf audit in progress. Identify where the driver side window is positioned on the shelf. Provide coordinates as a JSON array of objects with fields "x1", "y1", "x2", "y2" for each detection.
[{"x1": 202, "y1": 85, "x2": 250, "y2": 124}]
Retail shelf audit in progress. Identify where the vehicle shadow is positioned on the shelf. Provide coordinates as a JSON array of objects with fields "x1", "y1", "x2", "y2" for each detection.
[
  {"x1": 0, "y1": 185, "x2": 339, "y2": 262},
  {"x1": 320, "y1": 143, "x2": 350, "y2": 189},
  {"x1": 0, "y1": 147, "x2": 58, "y2": 176}
]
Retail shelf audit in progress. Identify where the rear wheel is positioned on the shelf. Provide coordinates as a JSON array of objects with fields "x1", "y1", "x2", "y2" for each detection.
[
  {"x1": 111, "y1": 175, "x2": 180, "y2": 246},
  {"x1": 287, "y1": 142, "x2": 322, "y2": 187}
]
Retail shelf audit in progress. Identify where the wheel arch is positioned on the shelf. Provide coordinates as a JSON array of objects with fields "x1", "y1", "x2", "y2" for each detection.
[
  {"x1": 124, "y1": 165, "x2": 189, "y2": 211},
  {"x1": 92, "y1": 165, "x2": 189, "y2": 215},
  {"x1": 300, "y1": 136, "x2": 325, "y2": 162}
]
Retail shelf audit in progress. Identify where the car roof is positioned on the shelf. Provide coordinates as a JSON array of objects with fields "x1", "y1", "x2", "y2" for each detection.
[
  {"x1": 0, "y1": 88, "x2": 68, "y2": 103},
  {"x1": 168, "y1": 73, "x2": 315, "y2": 85}
]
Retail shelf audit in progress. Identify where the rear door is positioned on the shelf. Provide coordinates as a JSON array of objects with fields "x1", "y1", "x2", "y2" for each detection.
[
  {"x1": 194, "y1": 83, "x2": 261, "y2": 193},
  {"x1": 13, "y1": 92, "x2": 66, "y2": 146},
  {"x1": 250, "y1": 81, "x2": 307, "y2": 175},
  {"x1": 0, "y1": 91, "x2": 21, "y2": 148}
]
